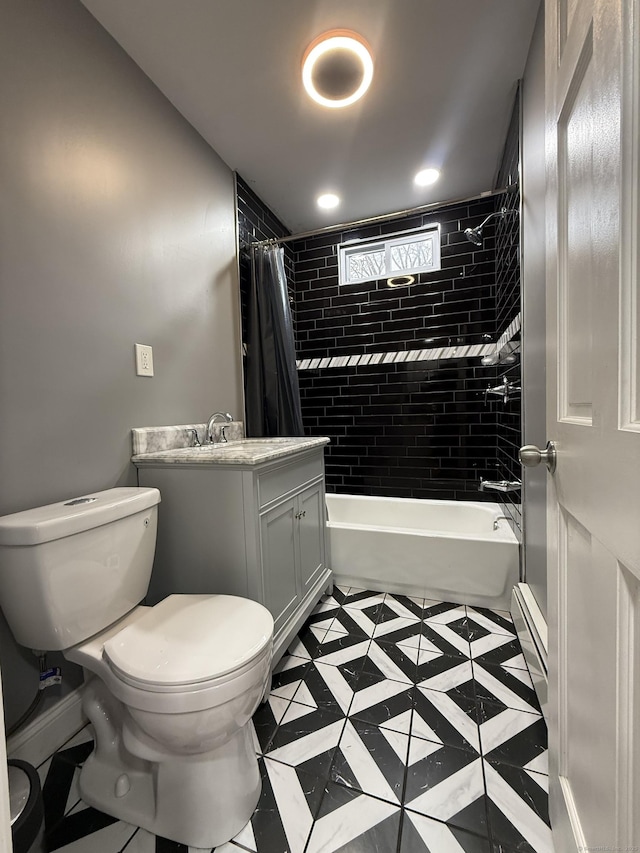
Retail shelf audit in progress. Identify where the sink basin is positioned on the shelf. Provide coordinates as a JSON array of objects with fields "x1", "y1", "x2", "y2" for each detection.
[{"x1": 194, "y1": 438, "x2": 295, "y2": 452}]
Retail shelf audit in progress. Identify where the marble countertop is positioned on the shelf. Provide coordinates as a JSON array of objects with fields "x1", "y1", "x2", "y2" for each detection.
[{"x1": 132, "y1": 436, "x2": 330, "y2": 466}]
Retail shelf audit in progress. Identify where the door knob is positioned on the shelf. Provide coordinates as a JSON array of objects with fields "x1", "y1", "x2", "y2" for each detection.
[{"x1": 519, "y1": 441, "x2": 557, "y2": 473}]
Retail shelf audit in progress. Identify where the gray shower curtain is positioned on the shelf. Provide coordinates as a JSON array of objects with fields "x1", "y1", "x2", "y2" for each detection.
[{"x1": 245, "y1": 244, "x2": 304, "y2": 437}]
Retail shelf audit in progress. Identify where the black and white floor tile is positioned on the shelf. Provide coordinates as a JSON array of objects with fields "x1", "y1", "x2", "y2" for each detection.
[{"x1": 36, "y1": 587, "x2": 553, "y2": 853}]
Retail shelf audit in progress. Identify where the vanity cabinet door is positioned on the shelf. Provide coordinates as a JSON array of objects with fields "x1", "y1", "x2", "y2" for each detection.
[
  {"x1": 259, "y1": 497, "x2": 300, "y2": 634},
  {"x1": 297, "y1": 482, "x2": 326, "y2": 596}
]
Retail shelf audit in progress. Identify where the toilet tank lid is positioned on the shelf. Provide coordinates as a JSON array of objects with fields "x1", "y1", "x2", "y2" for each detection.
[
  {"x1": 0, "y1": 488, "x2": 161, "y2": 546},
  {"x1": 104, "y1": 595, "x2": 274, "y2": 686}
]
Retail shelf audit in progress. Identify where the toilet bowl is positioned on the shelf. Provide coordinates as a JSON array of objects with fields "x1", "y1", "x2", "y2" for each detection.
[
  {"x1": 67, "y1": 595, "x2": 273, "y2": 847},
  {"x1": 0, "y1": 488, "x2": 274, "y2": 849}
]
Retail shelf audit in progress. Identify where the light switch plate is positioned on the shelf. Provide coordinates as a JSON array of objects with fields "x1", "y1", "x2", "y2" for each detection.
[{"x1": 135, "y1": 343, "x2": 154, "y2": 377}]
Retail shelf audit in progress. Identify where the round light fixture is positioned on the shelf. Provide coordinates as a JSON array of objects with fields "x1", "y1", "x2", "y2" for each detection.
[
  {"x1": 317, "y1": 193, "x2": 340, "y2": 209},
  {"x1": 302, "y1": 30, "x2": 373, "y2": 109},
  {"x1": 387, "y1": 275, "x2": 415, "y2": 288},
  {"x1": 414, "y1": 168, "x2": 441, "y2": 187}
]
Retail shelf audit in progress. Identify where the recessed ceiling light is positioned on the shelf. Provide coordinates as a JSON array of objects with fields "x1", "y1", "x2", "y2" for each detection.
[
  {"x1": 302, "y1": 30, "x2": 373, "y2": 109},
  {"x1": 414, "y1": 168, "x2": 440, "y2": 187},
  {"x1": 317, "y1": 193, "x2": 340, "y2": 209}
]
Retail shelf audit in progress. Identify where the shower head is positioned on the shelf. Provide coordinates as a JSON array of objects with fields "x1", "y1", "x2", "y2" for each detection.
[
  {"x1": 464, "y1": 226, "x2": 484, "y2": 246},
  {"x1": 463, "y1": 207, "x2": 514, "y2": 246}
]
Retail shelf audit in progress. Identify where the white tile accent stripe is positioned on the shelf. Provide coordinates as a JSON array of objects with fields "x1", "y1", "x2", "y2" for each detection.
[
  {"x1": 496, "y1": 312, "x2": 521, "y2": 352},
  {"x1": 296, "y1": 313, "x2": 522, "y2": 371},
  {"x1": 297, "y1": 344, "x2": 494, "y2": 371}
]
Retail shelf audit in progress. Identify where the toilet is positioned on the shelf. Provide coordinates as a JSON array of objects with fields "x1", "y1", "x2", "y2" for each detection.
[{"x1": 0, "y1": 487, "x2": 274, "y2": 849}]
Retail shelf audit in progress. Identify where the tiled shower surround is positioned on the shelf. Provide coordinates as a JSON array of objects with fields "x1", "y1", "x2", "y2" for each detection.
[
  {"x1": 493, "y1": 91, "x2": 523, "y2": 531},
  {"x1": 291, "y1": 199, "x2": 513, "y2": 504},
  {"x1": 236, "y1": 175, "x2": 522, "y2": 510}
]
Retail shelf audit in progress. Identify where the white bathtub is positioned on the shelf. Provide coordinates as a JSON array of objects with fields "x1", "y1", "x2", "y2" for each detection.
[{"x1": 326, "y1": 494, "x2": 520, "y2": 610}]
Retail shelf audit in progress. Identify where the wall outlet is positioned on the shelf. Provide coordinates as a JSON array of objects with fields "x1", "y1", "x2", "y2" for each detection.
[{"x1": 135, "y1": 343, "x2": 154, "y2": 377}]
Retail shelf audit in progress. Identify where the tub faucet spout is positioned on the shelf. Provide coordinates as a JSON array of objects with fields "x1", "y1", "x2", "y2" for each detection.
[
  {"x1": 479, "y1": 478, "x2": 521, "y2": 493},
  {"x1": 206, "y1": 411, "x2": 233, "y2": 444}
]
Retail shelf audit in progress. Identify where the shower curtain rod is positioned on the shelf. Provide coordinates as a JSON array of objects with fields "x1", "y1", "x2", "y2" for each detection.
[{"x1": 248, "y1": 184, "x2": 517, "y2": 249}]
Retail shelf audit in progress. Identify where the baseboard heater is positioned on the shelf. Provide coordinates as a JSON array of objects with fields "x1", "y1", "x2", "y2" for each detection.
[{"x1": 511, "y1": 582, "x2": 548, "y2": 722}]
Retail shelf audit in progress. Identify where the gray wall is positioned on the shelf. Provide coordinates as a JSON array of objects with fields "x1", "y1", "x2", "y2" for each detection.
[
  {"x1": 0, "y1": 0, "x2": 243, "y2": 728},
  {"x1": 521, "y1": 5, "x2": 548, "y2": 618}
]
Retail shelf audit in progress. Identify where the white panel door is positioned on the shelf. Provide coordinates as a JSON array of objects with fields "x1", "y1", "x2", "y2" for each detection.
[{"x1": 545, "y1": 0, "x2": 640, "y2": 849}]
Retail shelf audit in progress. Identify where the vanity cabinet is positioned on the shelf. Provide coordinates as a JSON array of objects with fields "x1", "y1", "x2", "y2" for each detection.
[
  {"x1": 136, "y1": 446, "x2": 331, "y2": 664},
  {"x1": 260, "y1": 480, "x2": 326, "y2": 635}
]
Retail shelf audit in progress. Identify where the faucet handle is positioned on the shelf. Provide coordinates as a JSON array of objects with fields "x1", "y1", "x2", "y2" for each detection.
[{"x1": 187, "y1": 429, "x2": 201, "y2": 447}]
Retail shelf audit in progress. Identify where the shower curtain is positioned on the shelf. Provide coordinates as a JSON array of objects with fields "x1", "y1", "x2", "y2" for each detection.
[{"x1": 245, "y1": 244, "x2": 304, "y2": 437}]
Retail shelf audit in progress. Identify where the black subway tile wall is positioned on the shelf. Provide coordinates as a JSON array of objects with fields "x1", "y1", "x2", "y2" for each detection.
[
  {"x1": 235, "y1": 174, "x2": 293, "y2": 351},
  {"x1": 494, "y1": 88, "x2": 523, "y2": 532},
  {"x1": 234, "y1": 157, "x2": 522, "y2": 508},
  {"x1": 292, "y1": 199, "x2": 503, "y2": 500},
  {"x1": 298, "y1": 357, "x2": 499, "y2": 500}
]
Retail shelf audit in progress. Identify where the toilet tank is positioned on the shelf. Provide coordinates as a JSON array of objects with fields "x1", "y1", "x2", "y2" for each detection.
[{"x1": 0, "y1": 487, "x2": 160, "y2": 651}]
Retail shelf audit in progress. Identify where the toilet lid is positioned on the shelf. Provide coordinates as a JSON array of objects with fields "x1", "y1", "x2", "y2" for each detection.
[{"x1": 103, "y1": 595, "x2": 273, "y2": 688}]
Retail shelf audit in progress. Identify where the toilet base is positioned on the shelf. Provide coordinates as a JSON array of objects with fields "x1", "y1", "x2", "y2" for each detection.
[
  {"x1": 78, "y1": 678, "x2": 262, "y2": 848},
  {"x1": 79, "y1": 724, "x2": 261, "y2": 848}
]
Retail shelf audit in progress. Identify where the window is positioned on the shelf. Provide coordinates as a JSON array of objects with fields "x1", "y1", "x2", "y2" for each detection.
[{"x1": 339, "y1": 226, "x2": 441, "y2": 285}]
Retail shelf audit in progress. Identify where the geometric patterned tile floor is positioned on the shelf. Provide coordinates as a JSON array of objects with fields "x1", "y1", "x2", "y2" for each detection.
[{"x1": 39, "y1": 586, "x2": 555, "y2": 853}]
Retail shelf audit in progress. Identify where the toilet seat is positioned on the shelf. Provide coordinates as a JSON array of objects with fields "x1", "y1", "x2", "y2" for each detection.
[{"x1": 104, "y1": 594, "x2": 273, "y2": 692}]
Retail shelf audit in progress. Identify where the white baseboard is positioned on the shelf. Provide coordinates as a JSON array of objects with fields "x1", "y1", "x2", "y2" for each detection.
[
  {"x1": 511, "y1": 583, "x2": 548, "y2": 721},
  {"x1": 7, "y1": 688, "x2": 87, "y2": 768}
]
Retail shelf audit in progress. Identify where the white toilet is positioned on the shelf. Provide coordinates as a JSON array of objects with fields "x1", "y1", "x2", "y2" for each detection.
[{"x1": 0, "y1": 487, "x2": 274, "y2": 849}]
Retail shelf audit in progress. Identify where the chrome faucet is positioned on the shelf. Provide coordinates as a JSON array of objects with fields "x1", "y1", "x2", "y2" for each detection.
[
  {"x1": 484, "y1": 375, "x2": 521, "y2": 404},
  {"x1": 479, "y1": 478, "x2": 521, "y2": 493},
  {"x1": 206, "y1": 411, "x2": 233, "y2": 444},
  {"x1": 493, "y1": 515, "x2": 510, "y2": 531}
]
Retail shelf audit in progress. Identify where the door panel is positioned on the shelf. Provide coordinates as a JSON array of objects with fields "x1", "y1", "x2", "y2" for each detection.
[
  {"x1": 559, "y1": 513, "x2": 618, "y2": 843},
  {"x1": 557, "y1": 31, "x2": 594, "y2": 424},
  {"x1": 616, "y1": 563, "x2": 640, "y2": 842}
]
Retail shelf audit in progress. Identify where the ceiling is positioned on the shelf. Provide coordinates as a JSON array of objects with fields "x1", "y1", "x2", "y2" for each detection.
[{"x1": 79, "y1": 0, "x2": 540, "y2": 233}]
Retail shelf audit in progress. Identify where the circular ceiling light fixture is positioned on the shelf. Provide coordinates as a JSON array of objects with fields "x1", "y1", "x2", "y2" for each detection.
[
  {"x1": 317, "y1": 192, "x2": 340, "y2": 209},
  {"x1": 414, "y1": 168, "x2": 441, "y2": 187},
  {"x1": 302, "y1": 30, "x2": 374, "y2": 109},
  {"x1": 387, "y1": 275, "x2": 415, "y2": 288}
]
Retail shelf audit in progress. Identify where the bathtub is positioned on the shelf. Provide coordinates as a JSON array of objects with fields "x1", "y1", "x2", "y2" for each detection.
[{"x1": 326, "y1": 494, "x2": 520, "y2": 610}]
